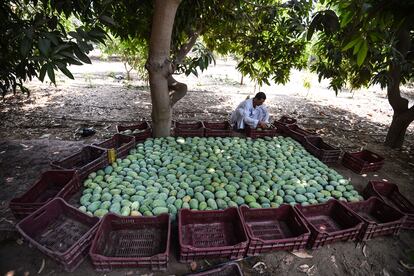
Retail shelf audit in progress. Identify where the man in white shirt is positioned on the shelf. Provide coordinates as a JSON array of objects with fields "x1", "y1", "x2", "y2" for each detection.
[{"x1": 230, "y1": 92, "x2": 270, "y2": 130}]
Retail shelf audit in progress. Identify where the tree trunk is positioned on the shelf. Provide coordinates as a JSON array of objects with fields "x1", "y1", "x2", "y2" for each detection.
[
  {"x1": 384, "y1": 27, "x2": 413, "y2": 148},
  {"x1": 385, "y1": 110, "x2": 414, "y2": 148},
  {"x1": 146, "y1": 0, "x2": 181, "y2": 137}
]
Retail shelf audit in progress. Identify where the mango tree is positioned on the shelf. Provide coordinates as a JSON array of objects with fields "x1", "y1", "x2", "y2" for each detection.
[{"x1": 307, "y1": 0, "x2": 414, "y2": 148}]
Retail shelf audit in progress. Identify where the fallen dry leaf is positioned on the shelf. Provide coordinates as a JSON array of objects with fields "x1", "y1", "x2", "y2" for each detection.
[
  {"x1": 291, "y1": 250, "x2": 313, "y2": 259},
  {"x1": 400, "y1": 260, "x2": 414, "y2": 270},
  {"x1": 38, "y1": 258, "x2": 45, "y2": 274}
]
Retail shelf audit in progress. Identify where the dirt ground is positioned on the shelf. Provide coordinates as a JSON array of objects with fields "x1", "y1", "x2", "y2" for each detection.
[{"x1": 1, "y1": 57, "x2": 414, "y2": 276}]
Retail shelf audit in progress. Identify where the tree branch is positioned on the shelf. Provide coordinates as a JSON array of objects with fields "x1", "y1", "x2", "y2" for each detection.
[
  {"x1": 168, "y1": 75, "x2": 187, "y2": 107},
  {"x1": 174, "y1": 30, "x2": 201, "y2": 66}
]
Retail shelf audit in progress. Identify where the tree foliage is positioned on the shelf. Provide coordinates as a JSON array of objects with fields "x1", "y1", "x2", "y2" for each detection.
[
  {"x1": 308, "y1": 0, "x2": 414, "y2": 92},
  {"x1": 0, "y1": 0, "x2": 110, "y2": 96}
]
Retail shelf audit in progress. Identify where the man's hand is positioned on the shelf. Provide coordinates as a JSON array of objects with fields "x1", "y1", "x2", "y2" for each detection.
[{"x1": 258, "y1": 121, "x2": 267, "y2": 129}]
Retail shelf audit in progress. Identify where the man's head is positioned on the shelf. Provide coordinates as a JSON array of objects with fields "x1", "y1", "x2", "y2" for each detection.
[{"x1": 253, "y1": 92, "x2": 266, "y2": 106}]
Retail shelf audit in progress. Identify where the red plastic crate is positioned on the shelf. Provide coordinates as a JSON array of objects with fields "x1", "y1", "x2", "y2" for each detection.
[
  {"x1": 239, "y1": 205, "x2": 310, "y2": 256},
  {"x1": 188, "y1": 262, "x2": 243, "y2": 276},
  {"x1": 50, "y1": 146, "x2": 107, "y2": 179},
  {"x1": 346, "y1": 197, "x2": 406, "y2": 241},
  {"x1": 9, "y1": 170, "x2": 79, "y2": 220},
  {"x1": 116, "y1": 121, "x2": 152, "y2": 142},
  {"x1": 245, "y1": 124, "x2": 280, "y2": 139},
  {"x1": 16, "y1": 198, "x2": 100, "y2": 272},
  {"x1": 174, "y1": 121, "x2": 205, "y2": 137},
  {"x1": 89, "y1": 213, "x2": 171, "y2": 271},
  {"x1": 342, "y1": 150, "x2": 384, "y2": 174},
  {"x1": 93, "y1": 133, "x2": 135, "y2": 159},
  {"x1": 178, "y1": 208, "x2": 248, "y2": 263},
  {"x1": 304, "y1": 137, "x2": 341, "y2": 164},
  {"x1": 286, "y1": 124, "x2": 318, "y2": 143},
  {"x1": 363, "y1": 181, "x2": 414, "y2": 230},
  {"x1": 295, "y1": 199, "x2": 363, "y2": 249},
  {"x1": 203, "y1": 121, "x2": 232, "y2": 137}
]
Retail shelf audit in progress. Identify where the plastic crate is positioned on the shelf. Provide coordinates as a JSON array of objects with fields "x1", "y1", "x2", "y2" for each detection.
[
  {"x1": 245, "y1": 124, "x2": 279, "y2": 139},
  {"x1": 203, "y1": 121, "x2": 232, "y2": 137},
  {"x1": 239, "y1": 205, "x2": 310, "y2": 256},
  {"x1": 363, "y1": 181, "x2": 414, "y2": 230},
  {"x1": 286, "y1": 124, "x2": 317, "y2": 143},
  {"x1": 16, "y1": 198, "x2": 100, "y2": 272},
  {"x1": 50, "y1": 146, "x2": 107, "y2": 179},
  {"x1": 174, "y1": 121, "x2": 205, "y2": 137},
  {"x1": 9, "y1": 170, "x2": 79, "y2": 220},
  {"x1": 178, "y1": 208, "x2": 248, "y2": 263},
  {"x1": 342, "y1": 150, "x2": 384, "y2": 174},
  {"x1": 116, "y1": 121, "x2": 152, "y2": 142},
  {"x1": 278, "y1": 115, "x2": 297, "y2": 125},
  {"x1": 304, "y1": 137, "x2": 341, "y2": 164},
  {"x1": 295, "y1": 199, "x2": 363, "y2": 249},
  {"x1": 346, "y1": 197, "x2": 406, "y2": 241},
  {"x1": 89, "y1": 213, "x2": 171, "y2": 271},
  {"x1": 93, "y1": 134, "x2": 135, "y2": 159},
  {"x1": 188, "y1": 262, "x2": 243, "y2": 276}
]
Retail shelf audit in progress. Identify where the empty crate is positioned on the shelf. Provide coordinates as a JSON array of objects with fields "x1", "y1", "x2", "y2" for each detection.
[
  {"x1": 304, "y1": 137, "x2": 341, "y2": 164},
  {"x1": 295, "y1": 199, "x2": 363, "y2": 249},
  {"x1": 179, "y1": 208, "x2": 248, "y2": 262},
  {"x1": 89, "y1": 213, "x2": 171, "y2": 271},
  {"x1": 16, "y1": 198, "x2": 100, "y2": 272},
  {"x1": 239, "y1": 205, "x2": 310, "y2": 256},
  {"x1": 93, "y1": 133, "x2": 135, "y2": 159},
  {"x1": 116, "y1": 121, "x2": 152, "y2": 142},
  {"x1": 364, "y1": 181, "x2": 414, "y2": 230},
  {"x1": 286, "y1": 124, "x2": 317, "y2": 144},
  {"x1": 50, "y1": 146, "x2": 107, "y2": 179},
  {"x1": 346, "y1": 197, "x2": 406, "y2": 241},
  {"x1": 9, "y1": 170, "x2": 79, "y2": 219},
  {"x1": 203, "y1": 121, "x2": 232, "y2": 137},
  {"x1": 342, "y1": 150, "x2": 384, "y2": 174},
  {"x1": 174, "y1": 121, "x2": 205, "y2": 137},
  {"x1": 245, "y1": 124, "x2": 279, "y2": 139}
]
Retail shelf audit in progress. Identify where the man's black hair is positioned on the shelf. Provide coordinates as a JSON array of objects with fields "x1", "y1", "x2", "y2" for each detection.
[{"x1": 254, "y1": 92, "x2": 266, "y2": 100}]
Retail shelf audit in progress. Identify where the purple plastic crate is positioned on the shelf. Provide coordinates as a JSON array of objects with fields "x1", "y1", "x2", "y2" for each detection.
[
  {"x1": 364, "y1": 181, "x2": 414, "y2": 230},
  {"x1": 342, "y1": 150, "x2": 384, "y2": 174},
  {"x1": 174, "y1": 121, "x2": 205, "y2": 137},
  {"x1": 239, "y1": 205, "x2": 310, "y2": 256},
  {"x1": 116, "y1": 121, "x2": 152, "y2": 142},
  {"x1": 93, "y1": 133, "x2": 135, "y2": 159},
  {"x1": 304, "y1": 137, "x2": 341, "y2": 164},
  {"x1": 89, "y1": 213, "x2": 171, "y2": 271},
  {"x1": 179, "y1": 208, "x2": 248, "y2": 263},
  {"x1": 346, "y1": 197, "x2": 406, "y2": 241},
  {"x1": 295, "y1": 199, "x2": 363, "y2": 249},
  {"x1": 203, "y1": 121, "x2": 232, "y2": 137},
  {"x1": 9, "y1": 170, "x2": 79, "y2": 220},
  {"x1": 16, "y1": 198, "x2": 100, "y2": 272},
  {"x1": 50, "y1": 146, "x2": 107, "y2": 179},
  {"x1": 245, "y1": 124, "x2": 280, "y2": 139}
]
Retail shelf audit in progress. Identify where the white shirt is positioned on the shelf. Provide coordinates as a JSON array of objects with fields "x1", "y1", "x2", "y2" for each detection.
[{"x1": 230, "y1": 98, "x2": 269, "y2": 129}]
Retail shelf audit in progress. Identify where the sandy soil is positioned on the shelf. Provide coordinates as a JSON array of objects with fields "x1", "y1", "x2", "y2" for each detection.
[{"x1": 0, "y1": 57, "x2": 413, "y2": 276}]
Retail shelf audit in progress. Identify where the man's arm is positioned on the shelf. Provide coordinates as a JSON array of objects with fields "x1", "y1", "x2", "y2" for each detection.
[{"x1": 235, "y1": 101, "x2": 259, "y2": 128}]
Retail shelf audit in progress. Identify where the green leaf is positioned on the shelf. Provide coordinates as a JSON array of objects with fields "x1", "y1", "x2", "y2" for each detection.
[
  {"x1": 59, "y1": 66, "x2": 74, "y2": 79},
  {"x1": 353, "y1": 39, "x2": 363, "y2": 55},
  {"x1": 39, "y1": 38, "x2": 51, "y2": 56},
  {"x1": 46, "y1": 64, "x2": 55, "y2": 83},
  {"x1": 357, "y1": 41, "x2": 368, "y2": 66},
  {"x1": 73, "y1": 47, "x2": 91, "y2": 64},
  {"x1": 340, "y1": 11, "x2": 352, "y2": 28},
  {"x1": 45, "y1": 33, "x2": 59, "y2": 45},
  {"x1": 342, "y1": 38, "x2": 360, "y2": 51},
  {"x1": 39, "y1": 64, "x2": 47, "y2": 81}
]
